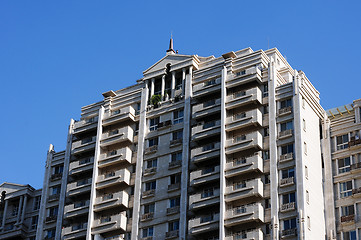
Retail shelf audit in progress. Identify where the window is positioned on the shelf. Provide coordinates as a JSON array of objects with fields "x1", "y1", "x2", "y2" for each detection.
[
  {"x1": 144, "y1": 203, "x2": 155, "y2": 214},
  {"x1": 305, "y1": 166, "x2": 308, "y2": 179},
  {"x1": 341, "y1": 205, "x2": 355, "y2": 217},
  {"x1": 234, "y1": 181, "x2": 247, "y2": 189},
  {"x1": 283, "y1": 218, "x2": 296, "y2": 230},
  {"x1": 280, "y1": 121, "x2": 293, "y2": 131},
  {"x1": 303, "y1": 119, "x2": 306, "y2": 131},
  {"x1": 101, "y1": 216, "x2": 111, "y2": 223},
  {"x1": 343, "y1": 231, "x2": 357, "y2": 240},
  {"x1": 264, "y1": 105, "x2": 269, "y2": 114},
  {"x1": 109, "y1": 129, "x2": 119, "y2": 136},
  {"x1": 280, "y1": 99, "x2": 292, "y2": 109},
  {"x1": 201, "y1": 213, "x2": 214, "y2": 223},
  {"x1": 264, "y1": 128, "x2": 269, "y2": 137},
  {"x1": 53, "y1": 165, "x2": 63, "y2": 174},
  {"x1": 307, "y1": 216, "x2": 311, "y2": 229},
  {"x1": 170, "y1": 197, "x2": 180, "y2": 208},
  {"x1": 306, "y1": 190, "x2": 310, "y2": 204},
  {"x1": 236, "y1": 70, "x2": 246, "y2": 76},
  {"x1": 49, "y1": 206, "x2": 58, "y2": 217},
  {"x1": 146, "y1": 159, "x2": 157, "y2": 169},
  {"x1": 281, "y1": 144, "x2": 294, "y2": 154},
  {"x1": 202, "y1": 166, "x2": 215, "y2": 174},
  {"x1": 171, "y1": 152, "x2": 182, "y2": 162},
  {"x1": 336, "y1": 134, "x2": 349, "y2": 150},
  {"x1": 148, "y1": 137, "x2": 158, "y2": 147},
  {"x1": 233, "y1": 112, "x2": 246, "y2": 120},
  {"x1": 265, "y1": 198, "x2": 271, "y2": 209},
  {"x1": 51, "y1": 186, "x2": 61, "y2": 195},
  {"x1": 283, "y1": 192, "x2": 296, "y2": 204},
  {"x1": 234, "y1": 135, "x2": 246, "y2": 142},
  {"x1": 282, "y1": 168, "x2": 295, "y2": 179},
  {"x1": 111, "y1": 109, "x2": 121, "y2": 115},
  {"x1": 263, "y1": 84, "x2": 269, "y2": 97},
  {"x1": 142, "y1": 227, "x2": 154, "y2": 237},
  {"x1": 204, "y1": 79, "x2": 216, "y2": 86},
  {"x1": 204, "y1": 99, "x2": 216, "y2": 107},
  {"x1": 172, "y1": 130, "x2": 183, "y2": 140},
  {"x1": 265, "y1": 174, "x2": 270, "y2": 184},
  {"x1": 81, "y1": 137, "x2": 93, "y2": 144},
  {"x1": 203, "y1": 143, "x2": 215, "y2": 151},
  {"x1": 169, "y1": 220, "x2": 179, "y2": 231},
  {"x1": 234, "y1": 91, "x2": 246, "y2": 98},
  {"x1": 145, "y1": 181, "x2": 156, "y2": 191},
  {"x1": 203, "y1": 120, "x2": 216, "y2": 129},
  {"x1": 149, "y1": 117, "x2": 160, "y2": 131},
  {"x1": 173, "y1": 109, "x2": 184, "y2": 124},
  {"x1": 79, "y1": 157, "x2": 91, "y2": 165},
  {"x1": 201, "y1": 188, "x2": 214, "y2": 198},
  {"x1": 170, "y1": 174, "x2": 181, "y2": 184},
  {"x1": 46, "y1": 229, "x2": 56, "y2": 238},
  {"x1": 338, "y1": 157, "x2": 351, "y2": 174},
  {"x1": 31, "y1": 216, "x2": 38, "y2": 229},
  {"x1": 304, "y1": 142, "x2": 307, "y2": 155},
  {"x1": 339, "y1": 181, "x2": 352, "y2": 198},
  {"x1": 86, "y1": 117, "x2": 95, "y2": 123},
  {"x1": 33, "y1": 196, "x2": 41, "y2": 210},
  {"x1": 302, "y1": 97, "x2": 305, "y2": 109},
  {"x1": 136, "y1": 103, "x2": 141, "y2": 115},
  {"x1": 263, "y1": 150, "x2": 270, "y2": 160}
]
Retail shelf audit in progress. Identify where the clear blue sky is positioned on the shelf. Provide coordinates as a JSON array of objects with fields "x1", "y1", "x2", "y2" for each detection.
[{"x1": 0, "y1": 1, "x2": 360, "y2": 189}]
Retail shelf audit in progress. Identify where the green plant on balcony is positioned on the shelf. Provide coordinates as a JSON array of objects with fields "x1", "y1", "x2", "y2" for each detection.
[{"x1": 150, "y1": 94, "x2": 162, "y2": 107}]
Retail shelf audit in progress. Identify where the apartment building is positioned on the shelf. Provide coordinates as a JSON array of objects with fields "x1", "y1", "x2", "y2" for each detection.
[
  {"x1": 1, "y1": 43, "x2": 339, "y2": 240},
  {"x1": 0, "y1": 182, "x2": 41, "y2": 240},
  {"x1": 323, "y1": 99, "x2": 361, "y2": 240}
]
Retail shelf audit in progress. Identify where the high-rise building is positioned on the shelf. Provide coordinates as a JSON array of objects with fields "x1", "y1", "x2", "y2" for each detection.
[{"x1": 0, "y1": 42, "x2": 357, "y2": 240}]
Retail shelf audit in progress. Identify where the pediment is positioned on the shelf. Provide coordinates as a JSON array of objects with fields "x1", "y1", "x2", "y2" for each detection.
[
  {"x1": 0, "y1": 182, "x2": 29, "y2": 194},
  {"x1": 143, "y1": 54, "x2": 194, "y2": 77}
]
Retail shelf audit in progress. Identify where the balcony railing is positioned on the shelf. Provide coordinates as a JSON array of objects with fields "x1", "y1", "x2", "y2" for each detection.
[
  {"x1": 349, "y1": 139, "x2": 361, "y2": 147},
  {"x1": 50, "y1": 173, "x2": 62, "y2": 181},
  {"x1": 352, "y1": 187, "x2": 361, "y2": 195},
  {"x1": 102, "y1": 106, "x2": 135, "y2": 126},
  {"x1": 280, "y1": 202, "x2": 295, "y2": 212},
  {"x1": 167, "y1": 206, "x2": 180, "y2": 215},
  {"x1": 279, "y1": 152, "x2": 293, "y2": 162},
  {"x1": 278, "y1": 106, "x2": 292, "y2": 115},
  {"x1": 45, "y1": 215, "x2": 57, "y2": 222},
  {"x1": 280, "y1": 177, "x2": 294, "y2": 187},
  {"x1": 169, "y1": 160, "x2": 182, "y2": 169},
  {"x1": 142, "y1": 189, "x2": 155, "y2": 198},
  {"x1": 341, "y1": 214, "x2": 355, "y2": 222},
  {"x1": 279, "y1": 129, "x2": 293, "y2": 138},
  {"x1": 145, "y1": 145, "x2": 158, "y2": 155},
  {"x1": 170, "y1": 138, "x2": 182, "y2": 146},
  {"x1": 282, "y1": 228, "x2": 297, "y2": 237},
  {"x1": 144, "y1": 167, "x2": 157, "y2": 176},
  {"x1": 165, "y1": 230, "x2": 179, "y2": 239},
  {"x1": 168, "y1": 183, "x2": 181, "y2": 191},
  {"x1": 351, "y1": 162, "x2": 361, "y2": 170},
  {"x1": 48, "y1": 194, "x2": 60, "y2": 201},
  {"x1": 141, "y1": 212, "x2": 154, "y2": 221}
]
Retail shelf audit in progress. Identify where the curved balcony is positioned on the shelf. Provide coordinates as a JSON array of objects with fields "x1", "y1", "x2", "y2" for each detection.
[
  {"x1": 225, "y1": 154, "x2": 263, "y2": 178},
  {"x1": 225, "y1": 87, "x2": 262, "y2": 110},
  {"x1": 188, "y1": 213, "x2": 219, "y2": 235},
  {"x1": 98, "y1": 147, "x2": 132, "y2": 168},
  {"x1": 225, "y1": 109, "x2": 262, "y2": 132},
  {"x1": 191, "y1": 120, "x2": 221, "y2": 141},
  {"x1": 226, "y1": 67, "x2": 262, "y2": 89},
  {"x1": 224, "y1": 203, "x2": 264, "y2": 227},
  {"x1": 192, "y1": 99, "x2": 221, "y2": 119},
  {"x1": 96, "y1": 169, "x2": 130, "y2": 190},
  {"x1": 102, "y1": 106, "x2": 135, "y2": 127},
  {"x1": 94, "y1": 191, "x2": 129, "y2": 212},
  {"x1": 190, "y1": 165, "x2": 220, "y2": 186},
  {"x1": 225, "y1": 178, "x2": 263, "y2": 202},
  {"x1": 92, "y1": 214, "x2": 127, "y2": 235},
  {"x1": 191, "y1": 142, "x2": 220, "y2": 163},
  {"x1": 100, "y1": 126, "x2": 133, "y2": 147},
  {"x1": 225, "y1": 131, "x2": 263, "y2": 155}
]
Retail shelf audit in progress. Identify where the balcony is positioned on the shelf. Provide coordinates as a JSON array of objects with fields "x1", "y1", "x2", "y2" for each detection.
[
  {"x1": 100, "y1": 126, "x2": 133, "y2": 147},
  {"x1": 168, "y1": 182, "x2": 181, "y2": 192},
  {"x1": 142, "y1": 189, "x2": 155, "y2": 198},
  {"x1": 281, "y1": 228, "x2": 297, "y2": 238},
  {"x1": 167, "y1": 206, "x2": 180, "y2": 215},
  {"x1": 192, "y1": 99, "x2": 221, "y2": 119},
  {"x1": 280, "y1": 177, "x2": 295, "y2": 187},
  {"x1": 169, "y1": 138, "x2": 182, "y2": 147},
  {"x1": 73, "y1": 117, "x2": 98, "y2": 135},
  {"x1": 67, "y1": 179, "x2": 92, "y2": 197},
  {"x1": 91, "y1": 214, "x2": 127, "y2": 235},
  {"x1": 169, "y1": 160, "x2": 182, "y2": 169},
  {"x1": 45, "y1": 215, "x2": 57, "y2": 222},
  {"x1": 145, "y1": 145, "x2": 158, "y2": 155},
  {"x1": 62, "y1": 223, "x2": 87, "y2": 239},
  {"x1": 279, "y1": 152, "x2": 294, "y2": 163},
  {"x1": 225, "y1": 229, "x2": 264, "y2": 240},
  {"x1": 191, "y1": 142, "x2": 220, "y2": 163},
  {"x1": 225, "y1": 131, "x2": 263, "y2": 155},
  {"x1": 165, "y1": 230, "x2": 179, "y2": 239},
  {"x1": 144, "y1": 167, "x2": 157, "y2": 176},
  {"x1": 94, "y1": 191, "x2": 129, "y2": 212},
  {"x1": 278, "y1": 129, "x2": 293, "y2": 139},
  {"x1": 280, "y1": 202, "x2": 296, "y2": 212},
  {"x1": 192, "y1": 120, "x2": 221, "y2": 141},
  {"x1": 341, "y1": 214, "x2": 355, "y2": 223},
  {"x1": 352, "y1": 187, "x2": 361, "y2": 195},
  {"x1": 48, "y1": 194, "x2": 60, "y2": 202},
  {"x1": 141, "y1": 212, "x2": 154, "y2": 222},
  {"x1": 190, "y1": 165, "x2": 220, "y2": 186},
  {"x1": 96, "y1": 169, "x2": 130, "y2": 190},
  {"x1": 188, "y1": 213, "x2": 219, "y2": 235},
  {"x1": 225, "y1": 109, "x2": 262, "y2": 132},
  {"x1": 224, "y1": 203, "x2": 264, "y2": 227},
  {"x1": 278, "y1": 106, "x2": 293, "y2": 116},
  {"x1": 189, "y1": 188, "x2": 220, "y2": 210},
  {"x1": 225, "y1": 178, "x2": 263, "y2": 202},
  {"x1": 349, "y1": 138, "x2": 361, "y2": 149},
  {"x1": 64, "y1": 200, "x2": 90, "y2": 218},
  {"x1": 102, "y1": 106, "x2": 135, "y2": 126},
  {"x1": 193, "y1": 77, "x2": 221, "y2": 98},
  {"x1": 50, "y1": 173, "x2": 62, "y2": 181},
  {"x1": 225, "y1": 87, "x2": 262, "y2": 110},
  {"x1": 0, "y1": 224, "x2": 28, "y2": 239},
  {"x1": 226, "y1": 67, "x2": 262, "y2": 89},
  {"x1": 157, "y1": 120, "x2": 172, "y2": 130},
  {"x1": 69, "y1": 157, "x2": 94, "y2": 175},
  {"x1": 72, "y1": 136, "x2": 96, "y2": 155},
  {"x1": 225, "y1": 154, "x2": 263, "y2": 178},
  {"x1": 98, "y1": 147, "x2": 132, "y2": 168},
  {"x1": 351, "y1": 162, "x2": 361, "y2": 172}
]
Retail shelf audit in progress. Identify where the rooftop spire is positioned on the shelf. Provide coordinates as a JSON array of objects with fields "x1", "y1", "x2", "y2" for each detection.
[{"x1": 166, "y1": 34, "x2": 175, "y2": 54}]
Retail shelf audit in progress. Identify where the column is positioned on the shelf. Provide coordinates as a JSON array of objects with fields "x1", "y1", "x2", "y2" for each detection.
[
  {"x1": 16, "y1": 196, "x2": 23, "y2": 224},
  {"x1": 20, "y1": 195, "x2": 27, "y2": 224},
  {"x1": 182, "y1": 68, "x2": 186, "y2": 95},
  {"x1": 161, "y1": 75, "x2": 165, "y2": 100},
  {"x1": 171, "y1": 71, "x2": 175, "y2": 98},
  {"x1": 150, "y1": 78, "x2": 155, "y2": 97},
  {"x1": 1, "y1": 200, "x2": 8, "y2": 231}
]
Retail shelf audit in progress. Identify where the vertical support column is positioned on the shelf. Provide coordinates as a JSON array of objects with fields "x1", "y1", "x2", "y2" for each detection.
[
  {"x1": 182, "y1": 69, "x2": 186, "y2": 96},
  {"x1": 16, "y1": 196, "x2": 23, "y2": 224},
  {"x1": 20, "y1": 195, "x2": 27, "y2": 224},
  {"x1": 171, "y1": 71, "x2": 176, "y2": 99},
  {"x1": 268, "y1": 58, "x2": 279, "y2": 240},
  {"x1": 219, "y1": 65, "x2": 227, "y2": 240},
  {"x1": 161, "y1": 75, "x2": 166, "y2": 100},
  {"x1": 1, "y1": 200, "x2": 8, "y2": 231},
  {"x1": 131, "y1": 80, "x2": 149, "y2": 240},
  {"x1": 150, "y1": 78, "x2": 155, "y2": 97},
  {"x1": 36, "y1": 144, "x2": 54, "y2": 240},
  {"x1": 56, "y1": 119, "x2": 74, "y2": 240},
  {"x1": 86, "y1": 108, "x2": 104, "y2": 240},
  {"x1": 179, "y1": 66, "x2": 192, "y2": 240}
]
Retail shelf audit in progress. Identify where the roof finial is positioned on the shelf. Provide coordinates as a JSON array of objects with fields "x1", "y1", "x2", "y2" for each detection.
[{"x1": 166, "y1": 32, "x2": 175, "y2": 54}]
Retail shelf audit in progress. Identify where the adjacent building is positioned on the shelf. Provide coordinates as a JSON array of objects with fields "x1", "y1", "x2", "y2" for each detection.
[{"x1": 0, "y1": 43, "x2": 359, "y2": 240}]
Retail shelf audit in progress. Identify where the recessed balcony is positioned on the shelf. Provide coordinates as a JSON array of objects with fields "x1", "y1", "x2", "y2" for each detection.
[
  {"x1": 225, "y1": 87, "x2": 262, "y2": 110},
  {"x1": 167, "y1": 206, "x2": 180, "y2": 215},
  {"x1": 141, "y1": 212, "x2": 154, "y2": 222},
  {"x1": 226, "y1": 67, "x2": 262, "y2": 89},
  {"x1": 341, "y1": 214, "x2": 355, "y2": 223},
  {"x1": 98, "y1": 147, "x2": 132, "y2": 168},
  {"x1": 193, "y1": 77, "x2": 221, "y2": 98},
  {"x1": 191, "y1": 142, "x2": 220, "y2": 163},
  {"x1": 100, "y1": 126, "x2": 133, "y2": 147},
  {"x1": 224, "y1": 203, "x2": 264, "y2": 227},
  {"x1": 91, "y1": 214, "x2": 127, "y2": 235},
  {"x1": 281, "y1": 228, "x2": 297, "y2": 238},
  {"x1": 191, "y1": 120, "x2": 221, "y2": 141},
  {"x1": 278, "y1": 106, "x2": 293, "y2": 116},
  {"x1": 279, "y1": 177, "x2": 295, "y2": 187},
  {"x1": 225, "y1": 131, "x2": 263, "y2": 155},
  {"x1": 192, "y1": 99, "x2": 221, "y2": 119},
  {"x1": 69, "y1": 157, "x2": 94, "y2": 175},
  {"x1": 189, "y1": 188, "x2": 220, "y2": 210},
  {"x1": 165, "y1": 230, "x2": 179, "y2": 239},
  {"x1": 94, "y1": 191, "x2": 129, "y2": 212},
  {"x1": 72, "y1": 136, "x2": 96, "y2": 155},
  {"x1": 73, "y1": 117, "x2": 98, "y2": 135},
  {"x1": 96, "y1": 169, "x2": 130, "y2": 190},
  {"x1": 64, "y1": 200, "x2": 90, "y2": 218},
  {"x1": 67, "y1": 179, "x2": 92, "y2": 197},
  {"x1": 280, "y1": 202, "x2": 296, "y2": 212},
  {"x1": 102, "y1": 106, "x2": 135, "y2": 127},
  {"x1": 62, "y1": 223, "x2": 87, "y2": 240},
  {"x1": 225, "y1": 178, "x2": 263, "y2": 202},
  {"x1": 145, "y1": 145, "x2": 158, "y2": 155},
  {"x1": 225, "y1": 109, "x2": 262, "y2": 132},
  {"x1": 278, "y1": 129, "x2": 293, "y2": 139},
  {"x1": 225, "y1": 228, "x2": 264, "y2": 240},
  {"x1": 279, "y1": 152, "x2": 294, "y2": 163},
  {"x1": 188, "y1": 213, "x2": 219, "y2": 235},
  {"x1": 190, "y1": 165, "x2": 220, "y2": 186},
  {"x1": 225, "y1": 154, "x2": 263, "y2": 178}
]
